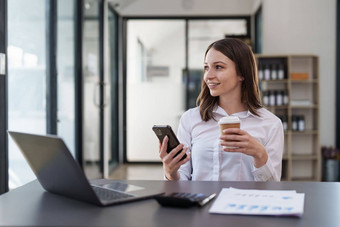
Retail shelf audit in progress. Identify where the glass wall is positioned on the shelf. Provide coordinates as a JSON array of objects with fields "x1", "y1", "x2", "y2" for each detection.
[
  {"x1": 6, "y1": 0, "x2": 117, "y2": 186},
  {"x1": 7, "y1": 0, "x2": 78, "y2": 189},
  {"x1": 126, "y1": 20, "x2": 186, "y2": 161},
  {"x1": 7, "y1": 0, "x2": 47, "y2": 189},
  {"x1": 126, "y1": 18, "x2": 249, "y2": 162},
  {"x1": 57, "y1": 0, "x2": 76, "y2": 156}
]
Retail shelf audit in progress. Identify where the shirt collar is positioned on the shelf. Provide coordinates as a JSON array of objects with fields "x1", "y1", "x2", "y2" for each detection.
[{"x1": 213, "y1": 105, "x2": 263, "y2": 120}]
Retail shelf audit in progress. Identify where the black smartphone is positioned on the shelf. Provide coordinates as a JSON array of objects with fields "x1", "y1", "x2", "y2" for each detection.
[{"x1": 152, "y1": 125, "x2": 187, "y2": 161}]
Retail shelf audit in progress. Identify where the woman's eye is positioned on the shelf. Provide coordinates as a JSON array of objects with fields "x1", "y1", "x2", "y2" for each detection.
[
  {"x1": 216, "y1": 65, "x2": 222, "y2": 69},
  {"x1": 204, "y1": 66, "x2": 209, "y2": 71}
]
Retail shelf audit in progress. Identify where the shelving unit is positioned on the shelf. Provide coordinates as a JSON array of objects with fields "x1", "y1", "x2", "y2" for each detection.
[{"x1": 256, "y1": 55, "x2": 320, "y2": 181}]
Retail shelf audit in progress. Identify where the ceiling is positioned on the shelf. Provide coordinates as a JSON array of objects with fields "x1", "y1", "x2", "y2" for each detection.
[{"x1": 108, "y1": 0, "x2": 257, "y2": 16}]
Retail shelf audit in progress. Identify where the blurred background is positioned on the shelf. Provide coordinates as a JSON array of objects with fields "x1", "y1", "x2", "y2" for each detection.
[{"x1": 0, "y1": 0, "x2": 338, "y2": 192}]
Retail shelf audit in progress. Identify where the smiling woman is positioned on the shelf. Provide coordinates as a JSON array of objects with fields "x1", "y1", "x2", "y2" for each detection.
[
  {"x1": 199, "y1": 38, "x2": 262, "y2": 121},
  {"x1": 203, "y1": 50, "x2": 244, "y2": 113},
  {"x1": 159, "y1": 38, "x2": 284, "y2": 182}
]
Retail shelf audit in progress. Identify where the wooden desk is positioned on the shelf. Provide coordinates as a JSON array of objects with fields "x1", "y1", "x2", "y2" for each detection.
[{"x1": 0, "y1": 179, "x2": 339, "y2": 227}]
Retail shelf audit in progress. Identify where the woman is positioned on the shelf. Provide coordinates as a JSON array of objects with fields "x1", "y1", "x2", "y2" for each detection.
[{"x1": 159, "y1": 38, "x2": 284, "y2": 181}]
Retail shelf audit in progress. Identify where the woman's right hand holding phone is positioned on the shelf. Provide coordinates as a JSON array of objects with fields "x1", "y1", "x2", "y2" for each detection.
[{"x1": 159, "y1": 136, "x2": 190, "y2": 181}]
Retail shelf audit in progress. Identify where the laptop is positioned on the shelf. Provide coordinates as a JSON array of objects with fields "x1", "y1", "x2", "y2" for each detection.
[{"x1": 8, "y1": 131, "x2": 163, "y2": 206}]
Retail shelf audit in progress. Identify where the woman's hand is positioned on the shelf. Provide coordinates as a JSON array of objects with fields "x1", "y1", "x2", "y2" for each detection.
[
  {"x1": 159, "y1": 136, "x2": 190, "y2": 180},
  {"x1": 220, "y1": 128, "x2": 268, "y2": 168}
]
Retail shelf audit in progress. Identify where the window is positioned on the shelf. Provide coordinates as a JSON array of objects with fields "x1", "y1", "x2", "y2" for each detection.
[{"x1": 7, "y1": 0, "x2": 47, "y2": 189}]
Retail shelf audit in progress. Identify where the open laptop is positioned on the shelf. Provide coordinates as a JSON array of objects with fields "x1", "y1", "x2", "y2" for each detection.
[{"x1": 8, "y1": 131, "x2": 163, "y2": 206}]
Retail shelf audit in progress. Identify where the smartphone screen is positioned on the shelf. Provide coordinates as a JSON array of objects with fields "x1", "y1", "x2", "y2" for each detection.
[{"x1": 152, "y1": 125, "x2": 187, "y2": 160}]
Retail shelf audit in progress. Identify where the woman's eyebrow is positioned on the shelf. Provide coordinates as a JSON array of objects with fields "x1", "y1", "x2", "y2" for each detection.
[{"x1": 204, "y1": 61, "x2": 227, "y2": 65}]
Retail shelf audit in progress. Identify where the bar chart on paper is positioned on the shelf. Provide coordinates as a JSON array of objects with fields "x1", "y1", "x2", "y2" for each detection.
[{"x1": 209, "y1": 188, "x2": 305, "y2": 217}]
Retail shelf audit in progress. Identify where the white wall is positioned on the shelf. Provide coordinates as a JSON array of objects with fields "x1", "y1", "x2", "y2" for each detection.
[{"x1": 260, "y1": 0, "x2": 336, "y2": 146}]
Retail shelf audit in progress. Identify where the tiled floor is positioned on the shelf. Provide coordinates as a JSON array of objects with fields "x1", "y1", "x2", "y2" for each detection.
[{"x1": 109, "y1": 164, "x2": 164, "y2": 180}]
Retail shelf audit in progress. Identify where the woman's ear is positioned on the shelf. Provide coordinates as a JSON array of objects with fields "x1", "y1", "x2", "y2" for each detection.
[{"x1": 238, "y1": 75, "x2": 244, "y2": 81}]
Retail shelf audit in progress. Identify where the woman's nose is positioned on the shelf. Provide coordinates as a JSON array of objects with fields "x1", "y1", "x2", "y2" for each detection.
[{"x1": 204, "y1": 69, "x2": 214, "y2": 80}]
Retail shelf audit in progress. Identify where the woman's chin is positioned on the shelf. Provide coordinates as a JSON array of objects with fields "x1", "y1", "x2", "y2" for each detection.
[{"x1": 209, "y1": 91, "x2": 219, "y2": 97}]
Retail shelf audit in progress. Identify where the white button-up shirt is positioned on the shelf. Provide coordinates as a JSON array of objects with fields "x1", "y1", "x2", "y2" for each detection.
[{"x1": 176, "y1": 105, "x2": 284, "y2": 181}]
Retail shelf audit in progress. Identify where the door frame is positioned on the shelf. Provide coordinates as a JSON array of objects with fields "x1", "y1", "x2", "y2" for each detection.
[
  {"x1": 336, "y1": 0, "x2": 340, "y2": 149},
  {"x1": 254, "y1": 5, "x2": 262, "y2": 54},
  {"x1": 107, "y1": 3, "x2": 120, "y2": 175},
  {"x1": 75, "y1": 0, "x2": 84, "y2": 166},
  {"x1": 0, "y1": 0, "x2": 8, "y2": 194},
  {"x1": 46, "y1": 0, "x2": 58, "y2": 135}
]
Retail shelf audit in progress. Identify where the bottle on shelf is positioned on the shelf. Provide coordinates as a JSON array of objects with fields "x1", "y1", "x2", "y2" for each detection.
[
  {"x1": 283, "y1": 90, "x2": 289, "y2": 105},
  {"x1": 271, "y1": 64, "x2": 278, "y2": 80},
  {"x1": 262, "y1": 90, "x2": 288, "y2": 106},
  {"x1": 292, "y1": 115, "x2": 298, "y2": 131},
  {"x1": 258, "y1": 63, "x2": 264, "y2": 80},
  {"x1": 276, "y1": 90, "x2": 283, "y2": 106},
  {"x1": 264, "y1": 65, "x2": 271, "y2": 80},
  {"x1": 269, "y1": 90, "x2": 276, "y2": 106},
  {"x1": 282, "y1": 115, "x2": 288, "y2": 131},
  {"x1": 262, "y1": 91, "x2": 269, "y2": 106},
  {"x1": 298, "y1": 115, "x2": 305, "y2": 131},
  {"x1": 278, "y1": 64, "x2": 285, "y2": 80}
]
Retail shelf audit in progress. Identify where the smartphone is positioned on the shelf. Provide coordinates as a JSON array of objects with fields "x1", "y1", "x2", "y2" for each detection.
[{"x1": 152, "y1": 125, "x2": 187, "y2": 161}]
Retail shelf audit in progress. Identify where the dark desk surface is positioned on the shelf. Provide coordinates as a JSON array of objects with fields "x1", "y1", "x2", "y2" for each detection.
[{"x1": 0, "y1": 179, "x2": 339, "y2": 227}]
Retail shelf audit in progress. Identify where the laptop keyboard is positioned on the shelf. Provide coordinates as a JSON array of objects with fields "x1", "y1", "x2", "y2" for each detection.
[{"x1": 92, "y1": 186, "x2": 134, "y2": 202}]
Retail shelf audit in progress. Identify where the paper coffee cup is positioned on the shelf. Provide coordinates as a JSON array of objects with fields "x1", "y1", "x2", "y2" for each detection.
[{"x1": 218, "y1": 116, "x2": 240, "y2": 149}]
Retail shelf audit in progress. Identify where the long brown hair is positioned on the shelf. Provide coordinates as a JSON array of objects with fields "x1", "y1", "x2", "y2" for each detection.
[{"x1": 196, "y1": 38, "x2": 262, "y2": 122}]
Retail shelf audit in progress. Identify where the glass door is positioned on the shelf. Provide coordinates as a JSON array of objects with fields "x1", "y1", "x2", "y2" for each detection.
[{"x1": 83, "y1": 0, "x2": 118, "y2": 178}]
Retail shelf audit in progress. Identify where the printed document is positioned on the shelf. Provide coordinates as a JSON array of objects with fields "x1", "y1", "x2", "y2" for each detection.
[{"x1": 209, "y1": 188, "x2": 304, "y2": 217}]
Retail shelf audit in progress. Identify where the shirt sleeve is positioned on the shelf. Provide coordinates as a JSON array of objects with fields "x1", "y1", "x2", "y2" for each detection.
[
  {"x1": 175, "y1": 110, "x2": 193, "y2": 181},
  {"x1": 252, "y1": 118, "x2": 284, "y2": 182}
]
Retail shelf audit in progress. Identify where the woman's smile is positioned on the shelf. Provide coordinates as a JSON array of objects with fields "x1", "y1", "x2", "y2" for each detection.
[{"x1": 207, "y1": 81, "x2": 220, "y2": 89}]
